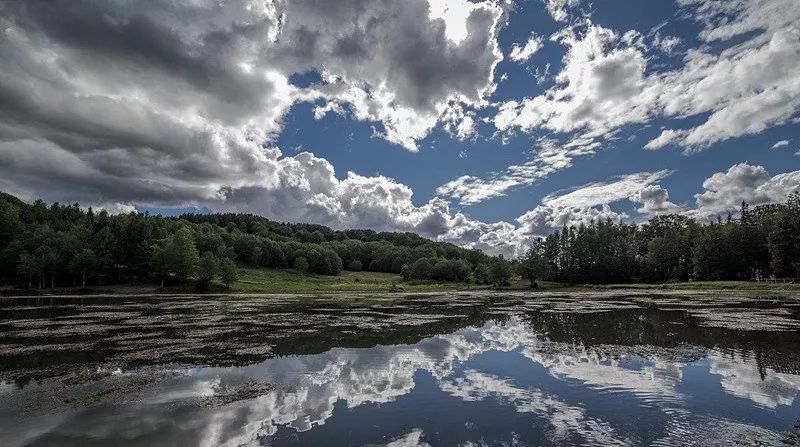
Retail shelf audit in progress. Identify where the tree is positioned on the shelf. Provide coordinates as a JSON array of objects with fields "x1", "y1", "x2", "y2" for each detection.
[
  {"x1": 219, "y1": 258, "x2": 238, "y2": 289},
  {"x1": 36, "y1": 247, "x2": 57, "y2": 288},
  {"x1": 70, "y1": 248, "x2": 97, "y2": 288},
  {"x1": 410, "y1": 258, "x2": 433, "y2": 280},
  {"x1": 294, "y1": 256, "x2": 309, "y2": 272},
  {"x1": 0, "y1": 200, "x2": 20, "y2": 243},
  {"x1": 489, "y1": 257, "x2": 511, "y2": 287},
  {"x1": 768, "y1": 208, "x2": 799, "y2": 277},
  {"x1": 321, "y1": 249, "x2": 343, "y2": 275},
  {"x1": 400, "y1": 264, "x2": 411, "y2": 281},
  {"x1": 517, "y1": 244, "x2": 550, "y2": 288},
  {"x1": 17, "y1": 251, "x2": 38, "y2": 289},
  {"x1": 170, "y1": 227, "x2": 199, "y2": 280},
  {"x1": 197, "y1": 252, "x2": 219, "y2": 290},
  {"x1": 151, "y1": 227, "x2": 199, "y2": 284},
  {"x1": 473, "y1": 264, "x2": 489, "y2": 284}
]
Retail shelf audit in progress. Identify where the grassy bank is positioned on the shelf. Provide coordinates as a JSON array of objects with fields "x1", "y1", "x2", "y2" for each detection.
[
  {"x1": 232, "y1": 267, "x2": 489, "y2": 293},
  {"x1": 2, "y1": 266, "x2": 798, "y2": 296}
]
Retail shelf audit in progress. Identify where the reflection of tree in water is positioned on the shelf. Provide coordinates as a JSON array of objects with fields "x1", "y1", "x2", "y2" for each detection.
[{"x1": 522, "y1": 306, "x2": 800, "y2": 375}]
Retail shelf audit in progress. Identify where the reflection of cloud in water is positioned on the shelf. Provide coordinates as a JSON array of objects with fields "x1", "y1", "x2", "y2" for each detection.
[
  {"x1": 523, "y1": 346, "x2": 685, "y2": 405},
  {"x1": 197, "y1": 317, "x2": 699, "y2": 445},
  {"x1": 439, "y1": 370, "x2": 628, "y2": 445},
  {"x1": 708, "y1": 349, "x2": 800, "y2": 408},
  {"x1": 14, "y1": 317, "x2": 799, "y2": 446},
  {"x1": 370, "y1": 428, "x2": 430, "y2": 447}
]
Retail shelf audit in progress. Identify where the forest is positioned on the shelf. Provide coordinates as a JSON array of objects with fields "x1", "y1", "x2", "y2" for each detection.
[
  {"x1": 0, "y1": 192, "x2": 497, "y2": 290},
  {"x1": 523, "y1": 192, "x2": 800, "y2": 285},
  {"x1": 0, "y1": 191, "x2": 798, "y2": 291}
]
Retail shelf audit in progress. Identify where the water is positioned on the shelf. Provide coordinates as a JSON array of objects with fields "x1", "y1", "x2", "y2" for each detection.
[{"x1": 1, "y1": 291, "x2": 799, "y2": 446}]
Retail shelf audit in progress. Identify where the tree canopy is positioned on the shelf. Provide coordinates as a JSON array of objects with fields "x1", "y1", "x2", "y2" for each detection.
[{"x1": 0, "y1": 192, "x2": 499, "y2": 289}]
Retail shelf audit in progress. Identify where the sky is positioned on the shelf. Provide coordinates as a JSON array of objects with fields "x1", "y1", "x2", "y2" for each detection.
[{"x1": 0, "y1": 0, "x2": 799, "y2": 256}]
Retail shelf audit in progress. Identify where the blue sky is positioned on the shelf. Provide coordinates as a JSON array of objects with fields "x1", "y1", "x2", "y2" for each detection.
[
  {"x1": 276, "y1": 0, "x2": 799, "y2": 225},
  {"x1": 0, "y1": 0, "x2": 798, "y2": 256}
]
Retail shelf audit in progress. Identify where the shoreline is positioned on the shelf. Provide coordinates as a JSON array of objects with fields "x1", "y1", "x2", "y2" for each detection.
[{"x1": 2, "y1": 284, "x2": 799, "y2": 301}]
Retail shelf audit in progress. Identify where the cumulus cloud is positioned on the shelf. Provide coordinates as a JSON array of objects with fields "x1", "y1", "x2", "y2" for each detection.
[
  {"x1": 629, "y1": 185, "x2": 682, "y2": 215},
  {"x1": 0, "y1": 0, "x2": 523, "y2": 255},
  {"x1": 494, "y1": 24, "x2": 655, "y2": 143},
  {"x1": 291, "y1": 0, "x2": 506, "y2": 151},
  {"x1": 0, "y1": 0, "x2": 506, "y2": 210},
  {"x1": 691, "y1": 162, "x2": 800, "y2": 218}
]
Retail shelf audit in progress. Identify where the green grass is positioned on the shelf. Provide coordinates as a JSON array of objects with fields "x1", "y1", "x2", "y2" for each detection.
[
  {"x1": 229, "y1": 267, "x2": 488, "y2": 294},
  {"x1": 225, "y1": 270, "x2": 800, "y2": 294},
  {"x1": 10, "y1": 267, "x2": 797, "y2": 296}
]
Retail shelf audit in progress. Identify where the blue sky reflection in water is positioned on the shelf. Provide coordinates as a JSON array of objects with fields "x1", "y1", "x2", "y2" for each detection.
[{"x1": 1, "y1": 294, "x2": 799, "y2": 446}]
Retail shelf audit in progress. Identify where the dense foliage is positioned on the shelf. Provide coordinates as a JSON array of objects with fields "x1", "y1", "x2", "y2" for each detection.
[
  {"x1": 1, "y1": 190, "x2": 797, "y2": 290},
  {"x1": 532, "y1": 193, "x2": 800, "y2": 284},
  {"x1": 0, "y1": 192, "x2": 496, "y2": 289}
]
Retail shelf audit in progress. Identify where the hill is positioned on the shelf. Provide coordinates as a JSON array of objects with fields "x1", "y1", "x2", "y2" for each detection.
[{"x1": 0, "y1": 192, "x2": 500, "y2": 291}]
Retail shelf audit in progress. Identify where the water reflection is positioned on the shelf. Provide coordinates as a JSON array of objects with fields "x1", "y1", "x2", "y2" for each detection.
[{"x1": 1, "y1": 293, "x2": 800, "y2": 446}]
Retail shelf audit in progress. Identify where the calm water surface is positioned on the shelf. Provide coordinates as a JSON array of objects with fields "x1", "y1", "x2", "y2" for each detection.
[{"x1": 1, "y1": 291, "x2": 800, "y2": 446}]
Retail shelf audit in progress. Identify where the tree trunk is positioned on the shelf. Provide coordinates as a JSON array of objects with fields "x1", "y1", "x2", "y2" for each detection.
[
  {"x1": 82, "y1": 271, "x2": 86, "y2": 288},
  {"x1": 28, "y1": 274, "x2": 32, "y2": 289}
]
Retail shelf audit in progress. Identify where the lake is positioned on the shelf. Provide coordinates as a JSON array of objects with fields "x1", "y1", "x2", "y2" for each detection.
[{"x1": 1, "y1": 291, "x2": 800, "y2": 446}]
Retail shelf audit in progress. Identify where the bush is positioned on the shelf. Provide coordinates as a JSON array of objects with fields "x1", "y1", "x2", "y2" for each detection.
[
  {"x1": 410, "y1": 258, "x2": 433, "y2": 280},
  {"x1": 219, "y1": 258, "x2": 238, "y2": 289},
  {"x1": 400, "y1": 264, "x2": 411, "y2": 281},
  {"x1": 294, "y1": 257, "x2": 309, "y2": 272},
  {"x1": 347, "y1": 260, "x2": 363, "y2": 271}
]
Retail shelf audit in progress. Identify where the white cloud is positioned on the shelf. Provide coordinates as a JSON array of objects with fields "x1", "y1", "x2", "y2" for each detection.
[
  {"x1": 691, "y1": 162, "x2": 800, "y2": 218},
  {"x1": 0, "y1": 0, "x2": 507, "y2": 218},
  {"x1": 297, "y1": 0, "x2": 507, "y2": 151},
  {"x1": 772, "y1": 139, "x2": 790, "y2": 149},
  {"x1": 494, "y1": 24, "x2": 655, "y2": 142},
  {"x1": 644, "y1": 129, "x2": 685, "y2": 150},
  {"x1": 435, "y1": 139, "x2": 598, "y2": 205},
  {"x1": 653, "y1": 33, "x2": 681, "y2": 55},
  {"x1": 542, "y1": 0, "x2": 580, "y2": 22},
  {"x1": 516, "y1": 203, "x2": 627, "y2": 236},
  {"x1": 499, "y1": 1, "x2": 800, "y2": 157},
  {"x1": 541, "y1": 171, "x2": 672, "y2": 208},
  {"x1": 511, "y1": 170, "x2": 674, "y2": 236},
  {"x1": 629, "y1": 185, "x2": 682, "y2": 215},
  {"x1": 509, "y1": 34, "x2": 544, "y2": 62}
]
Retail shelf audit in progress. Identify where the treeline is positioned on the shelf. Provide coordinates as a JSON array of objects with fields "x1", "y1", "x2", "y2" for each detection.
[
  {"x1": 526, "y1": 193, "x2": 800, "y2": 284},
  {"x1": 0, "y1": 192, "x2": 499, "y2": 289}
]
